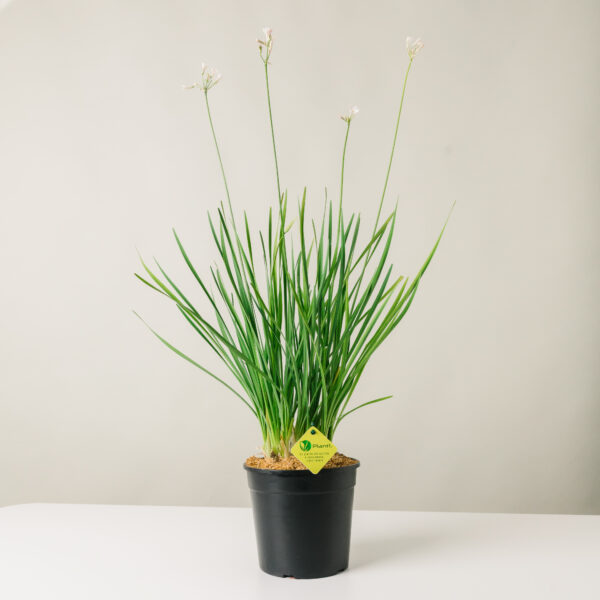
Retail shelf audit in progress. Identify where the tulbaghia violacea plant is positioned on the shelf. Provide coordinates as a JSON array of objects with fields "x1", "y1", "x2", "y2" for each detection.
[{"x1": 136, "y1": 32, "x2": 450, "y2": 457}]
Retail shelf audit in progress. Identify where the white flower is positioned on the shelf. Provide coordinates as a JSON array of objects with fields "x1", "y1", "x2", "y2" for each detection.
[
  {"x1": 183, "y1": 63, "x2": 222, "y2": 92},
  {"x1": 205, "y1": 66, "x2": 222, "y2": 85},
  {"x1": 340, "y1": 105, "x2": 360, "y2": 123},
  {"x1": 258, "y1": 26, "x2": 274, "y2": 61},
  {"x1": 406, "y1": 36, "x2": 424, "y2": 59}
]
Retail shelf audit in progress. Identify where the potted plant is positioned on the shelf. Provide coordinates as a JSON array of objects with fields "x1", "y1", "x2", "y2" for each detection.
[{"x1": 135, "y1": 29, "x2": 449, "y2": 579}]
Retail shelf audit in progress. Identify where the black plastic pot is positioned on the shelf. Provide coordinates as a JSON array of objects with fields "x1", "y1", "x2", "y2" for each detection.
[{"x1": 244, "y1": 461, "x2": 359, "y2": 578}]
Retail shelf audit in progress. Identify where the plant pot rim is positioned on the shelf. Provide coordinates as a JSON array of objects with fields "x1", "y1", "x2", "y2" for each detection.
[{"x1": 243, "y1": 460, "x2": 360, "y2": 475}]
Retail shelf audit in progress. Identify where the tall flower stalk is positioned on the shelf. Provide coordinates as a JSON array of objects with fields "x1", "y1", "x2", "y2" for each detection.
[
  {"x1": 136, "y1": 32, "x2": 449, "y2": 457},
  {"x1": 258, "y1": 27, "x2": 282, "y2": 203}
]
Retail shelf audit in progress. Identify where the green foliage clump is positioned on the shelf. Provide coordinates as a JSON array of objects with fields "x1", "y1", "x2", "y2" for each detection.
[{"x1": 136, "y1": 31, "x2": 449, "y2": 456}]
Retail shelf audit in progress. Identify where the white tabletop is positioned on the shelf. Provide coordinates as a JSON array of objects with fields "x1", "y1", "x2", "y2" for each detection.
[{"x1": 0, "y1": 504, "x2": 598, "y2": 599}]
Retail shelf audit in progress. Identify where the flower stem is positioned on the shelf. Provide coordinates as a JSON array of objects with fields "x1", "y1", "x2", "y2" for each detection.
[
  {"x1": 373, "y1": 57, "x2": 413, "y2": 233},
  {"x1": 338, "y1": 120, "x2": 351, "y2": 231},
  {"x1": 350, "y1": 57, "x2": 414, "y2": 315},
  {"x1": 203, "y1": 90, "x2": 234, "y2": 224},
  {"x1": 263, "y1": 62, "x2": 282, "y2": 205}
]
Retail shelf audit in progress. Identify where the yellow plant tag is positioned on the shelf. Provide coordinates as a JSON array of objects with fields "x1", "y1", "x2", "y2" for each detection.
[{"x1": 291, "y1": 427, "x2": 337, "y2": 474}]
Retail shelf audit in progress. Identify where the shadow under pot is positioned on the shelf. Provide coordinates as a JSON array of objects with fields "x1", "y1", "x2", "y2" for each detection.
[{"x1": 244, "y1": 461, "x2": 360, "y2": 579}]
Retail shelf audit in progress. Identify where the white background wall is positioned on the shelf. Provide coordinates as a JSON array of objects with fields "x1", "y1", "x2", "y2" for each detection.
[{"x1": 1, "y1": 0, "x2": 599, "y2": 513}]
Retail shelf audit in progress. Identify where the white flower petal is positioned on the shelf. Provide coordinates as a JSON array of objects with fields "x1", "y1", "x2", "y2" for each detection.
[{"x1": 406, "y1": 36, "x2": 424, "y2": 58}]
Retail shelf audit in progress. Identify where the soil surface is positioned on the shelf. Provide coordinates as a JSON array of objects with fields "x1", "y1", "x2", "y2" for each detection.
[{"x1": 245, "y1": 452, "x2": 358, "y2": 471}]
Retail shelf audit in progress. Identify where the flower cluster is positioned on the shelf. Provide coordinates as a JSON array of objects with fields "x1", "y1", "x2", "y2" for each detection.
[
  {"x1": 406, "y1": 37, "x2": 424, "y2": 59},
  {"x1": 257, "y1": 27, "x2": 274, "y2": 63},
  {"x1": 183, "y1": 62, "x2": 222, "y2": 92},
  {"x1": 340, "y1": 105, "x2": 359, "y2": 123}
]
